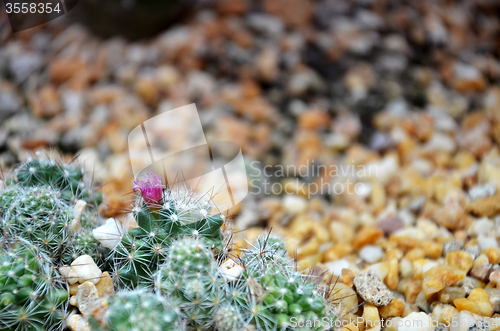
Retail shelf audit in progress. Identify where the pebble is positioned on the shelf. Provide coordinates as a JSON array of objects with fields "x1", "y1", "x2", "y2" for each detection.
[
  {"x1": 443, "y1": 240, "x2": 465, "y2": 256},
  {"x1": 66, "y1": 314, "x2": 90, "y2": 331},
  {"x1": 398, "y1": 312, "x2": 434, "y2": 331},
  {"x1": 378, "y1": 216, "x2": 404, "y2": 235},
  {"x1": 0, "y1": 89, "x2": 21, "y2": 119},
  {"x1": 76, "y1": 281, "x2": 99, "y2": 317},
  {"x1": 469, "y1": 184, "x2": 497, "y2": 201},
  {"x1": 478, "y1": 234, "x2": 499, "y2": 250},
  {"x1": 359, "y1": 245, "x2": 385, "y2": 263},
  {"x1": 470, "y1": 264, "x2": 493, "y2": 283},
  {"x1": 353, "y1": 270, "x2": 394, "y2": 306},
  {"x1": 466, "y1": 245, "x2": 482, "y2": 260},
  {"x1": 60, "y1": 255, "x2": 102, "y2": 285},
  {"x1": 468, "y1": 321, "x2": 490, "y2": 331},
  {"x1": 92, "y1": 218, "x2": 126, "y2": 249}
]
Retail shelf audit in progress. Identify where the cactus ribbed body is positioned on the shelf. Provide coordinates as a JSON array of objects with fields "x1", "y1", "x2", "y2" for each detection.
[
  {"x1": 0, "y1": 241, "x2": 68, "y2": 331},
  {"x1": 90, "y1": 289, "x2": 178, "y2": 331},
  {"x1": 156, "y1": 237, "x2": 226, "y2": 331}
]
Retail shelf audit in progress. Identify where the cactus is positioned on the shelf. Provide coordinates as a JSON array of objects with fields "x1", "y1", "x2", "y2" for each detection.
[
  {"x1": 0, "y1": 185, "x2": 72, "y2": 259},
  {"x1": 156, "y1": 236, "x2": 226, "y2": 330},
  {"x1": 89, "y1": 289, "x2": 178, "y2": 331},
  {"x1": 62, "y1": 228, "x2": 107, "y2": 267},
  {"x1": 0, "y1": 241, "x2": 68, "y2": 331},
  {"x1": 16, "y1": 157, "x2": 102, "y2": 206},
  {"x1": 0, "y1": 156, "x2": 104, "y2": 264},
  {"x1": 229, "y1": 234, "x2": 332, "y2": 331},
  {"x1": 111, "y1": 173, "x2": 225, "y2": 288}
]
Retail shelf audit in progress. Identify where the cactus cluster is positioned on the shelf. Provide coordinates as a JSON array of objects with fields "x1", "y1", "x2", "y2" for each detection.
[
  {"x1": 1, "y1": 157, "x2": 337, "y2": 331},
  {"x1": 0, "y1": 156, "x2": 104, "y2": 266},
  {"x1": 156, "y1": 237, "x2": 226, "y2": 330},
  {"x1": 0, "y1": 241, "x2": 68, "y2": 331},
  {"x1": 89, "y1": 289, "x2": 178, "y2": 331},
  {"x1": 112, "y1": 181, "x2": 224, "y2": 288}
]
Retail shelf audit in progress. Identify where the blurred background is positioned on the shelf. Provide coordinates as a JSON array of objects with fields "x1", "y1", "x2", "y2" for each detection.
[{"x1": 1, "y1": 0, "x2": 500, "y2": 264}]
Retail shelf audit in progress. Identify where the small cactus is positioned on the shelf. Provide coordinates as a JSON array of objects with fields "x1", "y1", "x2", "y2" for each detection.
[
  {"x1": 156, "y1": 237, "x2": 226, "y2": 330},
  {"x1": 0, "y1": 156, "x2": 104, "y2": 264},
  {"x1": 16, "y1": 157, "x2": 102, "y2": 206},
  {"x1": 89, "y1": 289, "x2": 178, "y2": 331},
  {"x1": 111, "y1": 173, "x2": 225, "y2": 288},
  {"x1": 0, "y1": 241, "x2": 68, "y2": 331}
]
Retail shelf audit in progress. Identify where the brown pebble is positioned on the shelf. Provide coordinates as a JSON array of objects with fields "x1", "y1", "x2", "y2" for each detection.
[
  {"x1": 466, "y1": 192, "x2": 500, "y2": 217},
  {"x1": 471, "y1": 264, "x2": 494, "y2": 282},
  {"x1": 353, "y1": 227, "x2": 384, "y2": 250},
  {"x1": 379, "y1": 298, "x2": 406, "y2": 318},
  {"x1": 378, "y1": 216, "x2": 404, "y2": 235},
  {"x1": 487, "y1": 248, "x2": 500, "y2": 264},
  {"x1": 445, "y1": 251, "x2": 474, "y2": 272}
]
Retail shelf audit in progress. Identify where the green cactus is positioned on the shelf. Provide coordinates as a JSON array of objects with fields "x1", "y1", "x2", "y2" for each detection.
[
  {"x1": 16, "y1": 157, "x2": 102, "y2": 206},
  {"x1": 156, "y1": 237, "x2": 226, "y2": 330},
  {"x1": 62, "y1": 228, "x2": 107, "y2": 267},
  {"x1": 0, "y1": 185, "x2": 72, "y2": 259},
  {"x1": 0, "y1": 157, "x2": 104, "y2": 264},
  {"x1": 112, "y1": 185, "x2": 225, "y2": 288},
  {"x1": 89, "y1": 289, "x2": 178, "y2": 331},
  {"x1": 0, "y1": 241, "x2": 68, "y2": 331},
  {"x1": 229, "y1": 234, "x2": 332, "y2": 331}
]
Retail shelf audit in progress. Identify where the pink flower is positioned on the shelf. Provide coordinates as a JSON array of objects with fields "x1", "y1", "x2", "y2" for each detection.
[{"x1": 133, "y1": 171, "x2": 165, "y2": 205}]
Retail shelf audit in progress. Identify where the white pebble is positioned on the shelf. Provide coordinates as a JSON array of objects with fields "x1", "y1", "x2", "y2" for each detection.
[
  {"x1": 93, "y1": 218, "x2": 126, "y2": 249},
  {"x1": 359, "y1": 245, "x2": 384, "y2": 263},
  {"x1": 282, "y1": 195, "x2": 307, "y2": 215},
  {"x1": 325, "y1": 259, "x2": 350, "y2": 276},
  {"x1": 478, "y1": 234, "x2": 499, "y2": 250}
]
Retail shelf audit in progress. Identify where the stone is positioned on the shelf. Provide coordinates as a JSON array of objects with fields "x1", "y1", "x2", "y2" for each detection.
[
  {"x1": 282, "y1": 195, "x2": 307, "y2": 215},
  {"x1": 359, "y1": 245, "x2": 385, "y2": 263},
  {"x1": 487, "y1": 248, "x2": 500, "y2": 264},
  {"x1": 485, "y1": 288, "x2": 500, "y2": 313},
  {"x1": 325, "y1": 259, "x2": 350, "y2": 276},
  {"x1": 454, "y1": 288, "x2": 494, "y2": 317},
  {"x1": 445, "y1": 251, "x2": 474, "y2": 272},
  {"x1": 352, "y1": 227, "x2": 384, "y2": 249},
  {"x1": 469, "y1": 184, "x2": 497, "y2": 201},
  {"x1": 379, "y1": 298, "x2": 405, "y2": 319},
  {"x1": 460, "y1": 277, "x2": 485, "y2": 296},
  {"x1": 398, "y1": 312, "x2": 434, "y2": 331},
  {"x1": 76, "y1": 281, "x2": 99, "y2": 317},
  {"x1": 466, "y1": 245, "x2": 482, "y2": 260},
  {"x1": 329, "y1": 282, "x2": 359, "y2": 314},
  {"x1": 467, "y1": 193, "x2": 500, "y2": 218},
  {"x1": 362, "y1": 304, "x2": 380, "y2": 329},
  {"x1": 470, "y1": 219, "x2": 495, "y2": 237},
  {"x1": 468, "y1": 321, "x2": 490, "y2": 331},
  {"x1": 92, "y1": 218, "x2": 126, "y2": 249},
  {"x1": 436, "y1": 323, "x2": 449, "y2": 331},
  {"x1": 471, "y1": 264, "x2": 494, "y2": 283},
  {"x1": 443, "y1": 240, "x2": 465, "y2": 256},
  {"x1": 70, "y1": 255, "x2": 102, "y2": 284},
  {"x1": 422, "y1": 266, "x2": 466, "y2": 296},
  {"x1": 94, "y1": 272, "x2": 113, "y2": 298},
  {"x1": 0, "y1": 88, "x2": 21, "y2": 119},
  {"x1": 378, "y1": 216, "x2": 404, "y2": 236},
  {"x1": 220, "y1": 259, "x2": 244, "y2": 281},
  {"x1": 478, "y1": 235, "x2": 499, "y2": 250},
  {"x1": 353, "y1": 270, "x2": 394, "y2": 306},
  {"x1": 66, "y1": 314, "x2": 90, "y2": 331}
]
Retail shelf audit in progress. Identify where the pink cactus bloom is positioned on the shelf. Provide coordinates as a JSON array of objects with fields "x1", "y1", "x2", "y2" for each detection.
[{"x1": 133, "y1": 171, "x2": 165, "y2": 205}]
